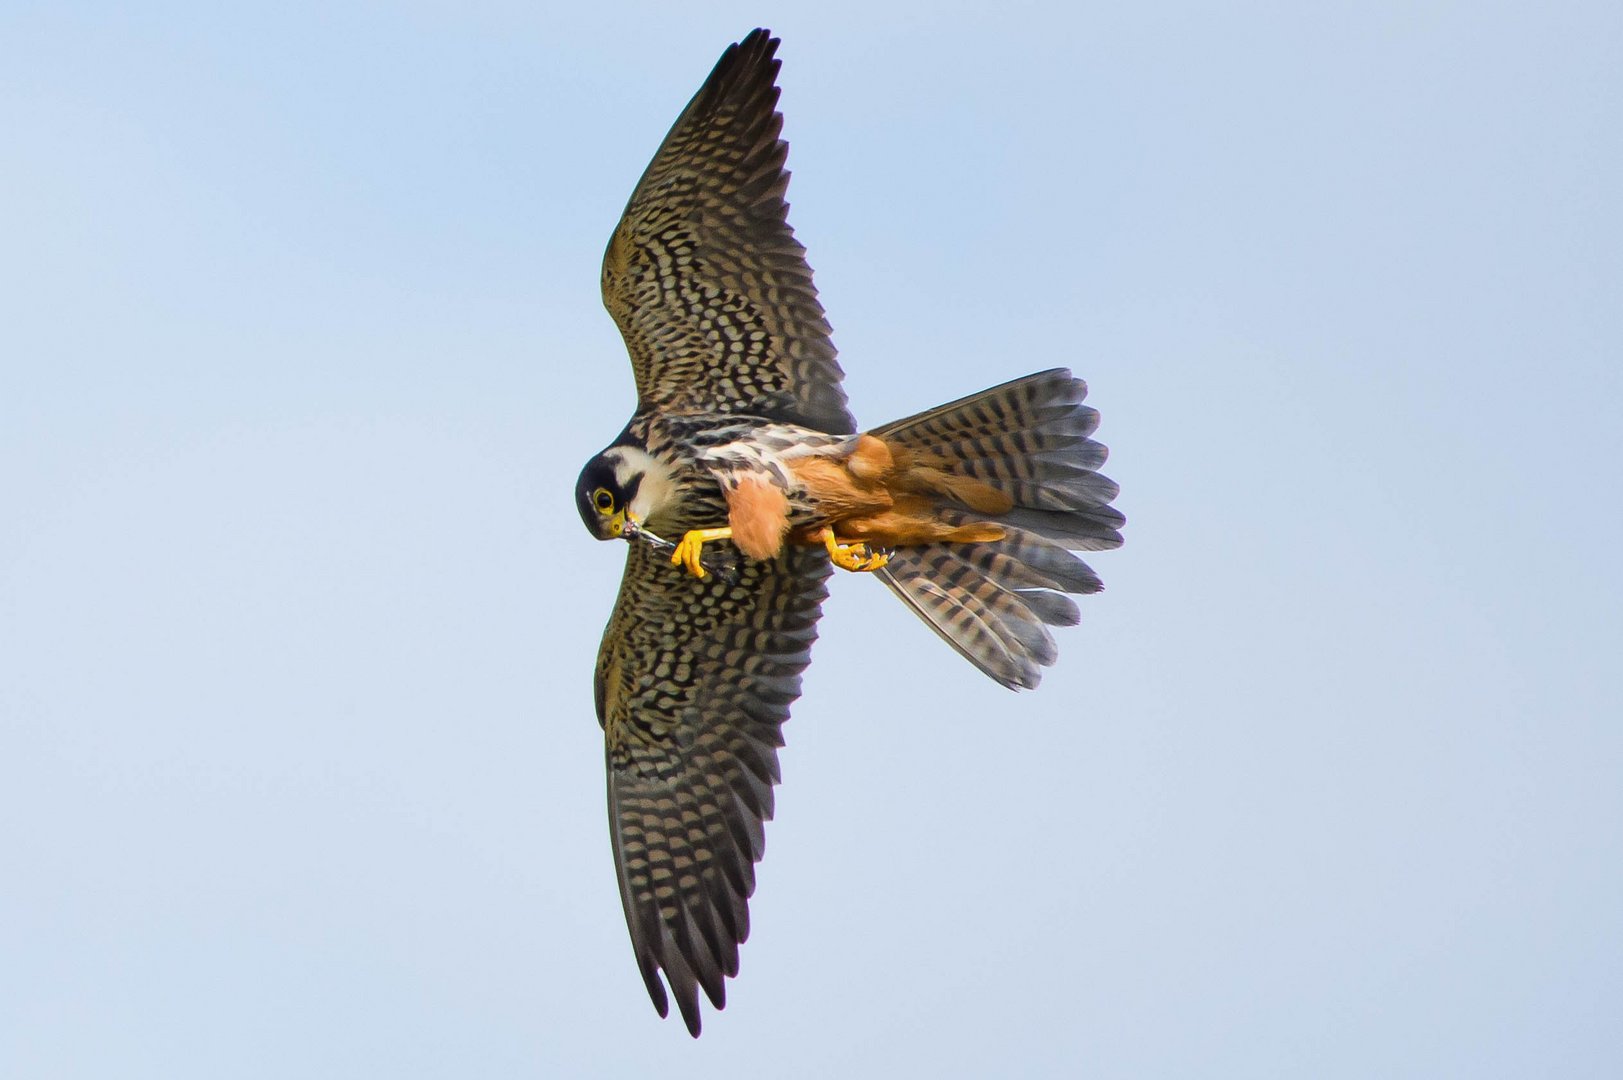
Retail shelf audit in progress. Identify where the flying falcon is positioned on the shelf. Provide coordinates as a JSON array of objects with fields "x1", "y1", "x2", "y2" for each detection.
[{"x1": 574, "y1": 29, "x2": 1124, "y2": 1036}]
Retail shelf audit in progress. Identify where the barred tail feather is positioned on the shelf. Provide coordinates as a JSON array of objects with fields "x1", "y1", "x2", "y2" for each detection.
[
  {"x1": 872, "y1": 368, "x2": 1124, "y2": 551},
  {"x1": 869, "y1": 369, "x2": 1122, "y2": 688},
  {"x1": 876, "y1": 528, "x2": 1104, "y2": 689}
]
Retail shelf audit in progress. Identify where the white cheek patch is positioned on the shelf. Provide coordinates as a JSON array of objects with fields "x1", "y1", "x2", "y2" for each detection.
[{"x1": 605, "y1": 446, "x2": 677, "y2": 525}]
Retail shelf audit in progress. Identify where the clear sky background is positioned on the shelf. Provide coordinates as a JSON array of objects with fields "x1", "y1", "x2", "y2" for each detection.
[{"x1": 3, "y1": 2, "x2": 1619, "y2": 1076}]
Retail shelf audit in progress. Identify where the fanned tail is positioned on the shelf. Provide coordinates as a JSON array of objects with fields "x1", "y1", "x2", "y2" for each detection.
[{"x1": 868, "y1": 369, "x2": 1123, "y2": 689}]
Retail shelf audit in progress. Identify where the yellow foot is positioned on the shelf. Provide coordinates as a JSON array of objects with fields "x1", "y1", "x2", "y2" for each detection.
[
  {"x1": 671, "y1": 527, "x2": 733, "y2": 579},
  {"x1": 821, "y1": 526, "x2": 890, "y2": 573}
]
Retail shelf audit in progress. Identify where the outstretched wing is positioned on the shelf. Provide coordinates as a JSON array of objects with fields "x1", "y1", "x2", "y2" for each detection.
[
  {"x1": 601, "y1": 28, "x2": 854, "y2": 435},
  {"x1": 595, "y1": 539, "x2": 830, "y2": 1036}
]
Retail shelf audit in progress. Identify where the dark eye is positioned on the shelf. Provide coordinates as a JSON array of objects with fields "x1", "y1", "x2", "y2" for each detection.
[{"x1": 593, "y1": 488, "x2": 614, "y2": 511}]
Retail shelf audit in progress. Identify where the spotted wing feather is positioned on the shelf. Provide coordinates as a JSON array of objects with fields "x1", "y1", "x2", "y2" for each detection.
[
  {"x1": 596, "y1": 538, "x2": 830, "y2": 1036},
  {"x1": 602, "y1": 29, "x2": 853, "y2": 435}
]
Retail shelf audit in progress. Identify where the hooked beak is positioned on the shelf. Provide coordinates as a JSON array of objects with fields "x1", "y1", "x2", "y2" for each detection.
[{"x1": 609, "y1": 509, "x2": 639, "y2": 540}]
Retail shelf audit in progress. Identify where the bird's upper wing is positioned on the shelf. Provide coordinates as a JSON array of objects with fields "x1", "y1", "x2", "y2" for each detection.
[
  {"x1": 595, "y1": 538, "x2": 830, "y2": 1036},
  {"x1": 601, "y1": 28, "x2": 854, "y2": 435}
]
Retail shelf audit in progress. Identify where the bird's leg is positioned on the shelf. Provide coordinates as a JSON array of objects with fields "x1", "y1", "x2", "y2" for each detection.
[
  {"x1": 671, "y1": 527, "x2": 734, "y2": 579},
  {"x1": 820, "y1": 526, "x2": 890, "y2": 573}
]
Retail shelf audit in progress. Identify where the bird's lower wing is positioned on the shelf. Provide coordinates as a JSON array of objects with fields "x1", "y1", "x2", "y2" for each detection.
[{"x1": 594, "y1": 539, "x2": 830, "y2": 1036}]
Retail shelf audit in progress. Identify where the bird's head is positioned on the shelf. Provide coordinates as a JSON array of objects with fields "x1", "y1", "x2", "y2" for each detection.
[{"x1": 575, "y1": 444, "x2": 670, "y2": 542}]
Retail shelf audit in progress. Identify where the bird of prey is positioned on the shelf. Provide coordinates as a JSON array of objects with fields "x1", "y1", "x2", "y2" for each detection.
[{"x1": 574, "y1": 29, "x2": 1123, "y2": 1036}]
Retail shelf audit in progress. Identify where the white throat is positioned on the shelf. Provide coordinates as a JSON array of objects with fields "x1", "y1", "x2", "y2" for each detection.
[{"x1": 606, "y1": 445, "x2": 677, "y2": 528}]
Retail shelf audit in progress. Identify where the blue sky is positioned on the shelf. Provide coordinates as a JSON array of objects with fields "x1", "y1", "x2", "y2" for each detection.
[{"x1": 3, "y1": 2, "x2": 1620, "y2": 1076}]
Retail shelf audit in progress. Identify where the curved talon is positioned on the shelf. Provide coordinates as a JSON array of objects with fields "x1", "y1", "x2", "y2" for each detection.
[
  {"x1": 671, "y1": 527, "x2": 734, "y2": 580},
  {"x1": 820, "y1": 526, "x2": 890, "y2": 573}
]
